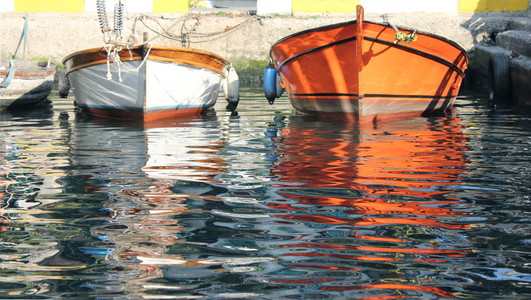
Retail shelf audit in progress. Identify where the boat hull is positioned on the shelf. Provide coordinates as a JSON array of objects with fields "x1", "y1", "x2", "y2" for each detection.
[
  {"x1": 63, "y1": 46, "x2": 229, "y2": 121},
  {"x1": 0, "y1": 60, "x2": 56, "y2": 109},
  {"x1": 269, "y1": 7, "x2": 468, "y2": 121}
]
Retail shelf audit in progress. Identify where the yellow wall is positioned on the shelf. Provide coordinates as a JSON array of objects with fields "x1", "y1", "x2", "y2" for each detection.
[
  {"x1": 292, "y1": 0, "x2": 361, "y2": 13},
  {"x1": 12, "y1": 0, "x2": 188, "y2": 13},
  {"x1": 9, "y1": 0, "x2": 530, "y2": 14},
  {"x1": 14, "y1": 0, "x2": 85, "y2": 12},
  {"x1": 458, "y1": 0, "x2": 529, "y2": 12},
  {"x1": 153, "y1": 0, "x2": 188, "y2": 13}
]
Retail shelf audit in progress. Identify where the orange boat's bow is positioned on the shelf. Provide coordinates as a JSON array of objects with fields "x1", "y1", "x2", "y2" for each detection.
[{"x1": 265, "y1": 5, "x2": 469, "y2": 121}]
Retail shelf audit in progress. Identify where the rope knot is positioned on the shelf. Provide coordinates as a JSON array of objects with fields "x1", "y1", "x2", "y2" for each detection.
[{"x1": 394, "y1": 31, "x2": 417, "y2": 44}]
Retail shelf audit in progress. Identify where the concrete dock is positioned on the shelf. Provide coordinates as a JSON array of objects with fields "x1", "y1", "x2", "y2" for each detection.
[
  {"x1": 1, "y1": 8, "x2": 530, "y2": 107},
  {"x1": 466, "y1": 15, "x2": 531, "y2": 107}
]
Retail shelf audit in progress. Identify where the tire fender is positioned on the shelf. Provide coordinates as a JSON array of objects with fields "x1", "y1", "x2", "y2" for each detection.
[
  {"x1": 58, "y1": 68, "x2": 71, "y2": 98},
  {"x1": 488, "y1": 52, "x2": 511, "y2": 102}
]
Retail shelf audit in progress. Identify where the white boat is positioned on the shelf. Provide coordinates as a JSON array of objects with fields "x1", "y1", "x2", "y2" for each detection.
[
  {"x1": 0, "y1": 60, "x2": 56, "y2": 110},
  {"x1": 62, "y1": 45, "x2": 239, "y2": 121}
]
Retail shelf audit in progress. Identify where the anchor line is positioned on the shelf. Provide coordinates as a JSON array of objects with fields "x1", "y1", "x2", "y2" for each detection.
[{"x1": 136, "y1": 15, "x2": 260, "y2": 47}]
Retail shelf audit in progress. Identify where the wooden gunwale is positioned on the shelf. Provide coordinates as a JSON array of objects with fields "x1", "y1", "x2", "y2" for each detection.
[{"x1": 63, "y1": 45, "x2": 229, "y2": 76}]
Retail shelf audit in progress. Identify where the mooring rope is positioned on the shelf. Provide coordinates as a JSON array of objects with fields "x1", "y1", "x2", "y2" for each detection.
[
  {"x1": 137, "y1": 14, "x2": 259, "y2": 47},
  {"x1": 97, "y1": 0, "x2": 152, "y2": 80},
  {"x1": 103, "y1": 44, "x2": 153, "y2": 82},
  {"x1": 0, "y1": 59, "x2": 16, "y2": 89},
  {"x1": 383, "y1": 14, "x2": 418, "y2": 44},
  {"x1": 138, "y1": 0, "x2": 203, "y2": 46},
  {"x1": 12, "y1": 13, "x2": 29, "y2": 60},
  {"x1": 1, "y1": 13, "x2": 29, "y2": 88},
  {"x1": 182, "y1": 16, "x2": 259, "y2": 45},
  {"x1": 95, "y1": 0, "x2": 255, "y2": 80}
]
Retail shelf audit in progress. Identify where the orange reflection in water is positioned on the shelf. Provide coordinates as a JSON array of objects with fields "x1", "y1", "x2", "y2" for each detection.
[
  {"x1": 268, "y1": 116, "x2": 471, "y2": 297},
  {"x1": 283, "y1": 243, "x2": 472, "y2": 255},
  {"x1": 272, "y1": 117, "x2": 468, "y2": 191},
  {"x1": 322, "y1": 283, "x2": 456, "y2": 297},
  {"x1": 270, "y1": 115, "x2": 470, "y2": 223},
  {"x1": 280, "y1": 214, "x2": 470, "y2": 230},
  {"x1": 355, "y1": 297, "x2": 409, "y2": 300},
  {"x1": 279, "y1": 193, "x2": 472, "y2": 222},
  {"x1": 284, "y1": 264, "x2": 362, "y2": 272}
]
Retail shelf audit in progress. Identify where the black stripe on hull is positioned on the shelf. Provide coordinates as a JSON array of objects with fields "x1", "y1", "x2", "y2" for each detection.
[
  {"x1": 363, "y1": 37, "x2": 465, "y2": 78},
  {"x1": 291, "y1": 93, "x2": 458, "y2": 100},
  {"x1": 277, "y1": 36, "x2": 357, "y2": 70},
  {"x1": 275, "y1": 24, "x2": 466, "y2": 78},
  {"x1": 271, "y1": 20, "x2": 467, "y2": 55}
]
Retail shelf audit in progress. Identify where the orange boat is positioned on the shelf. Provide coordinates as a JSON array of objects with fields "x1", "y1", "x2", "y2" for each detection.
[{"x1": 264, "y1": 5, "x2": 469, "y2": 122}]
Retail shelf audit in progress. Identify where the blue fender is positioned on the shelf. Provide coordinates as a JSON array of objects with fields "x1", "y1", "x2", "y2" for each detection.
[{"x1": 264, "y1": 64, "x2": 283, "y2": 105}]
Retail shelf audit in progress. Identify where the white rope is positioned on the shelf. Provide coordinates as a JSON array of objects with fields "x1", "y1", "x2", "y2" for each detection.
[
  {"x1": 103, "y1": 44, "x2": 154, "y2": 82},
  {"x1": 118, "y1": 44, "x2": 153, "y2": 73},
  {"x1": 99, "y1": 0, "x2": 198, "y2": 81},
  {"x1": 104, "y1": 45, "x2": 113, "y2": 80}
]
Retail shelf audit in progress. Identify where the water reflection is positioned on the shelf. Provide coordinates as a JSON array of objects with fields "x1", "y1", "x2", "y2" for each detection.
[
  {"x1": 70, "y1": 111, "x2": 280, "y2": 298},
  {"x1": 263, "y1": 115, "x2": 475, "y2": 298},
  {"x1": 1, "y1": 91, "x2": 530, "y2": 299},
  {"x1": 68, "y1": 112, "x2": 229, "y2": 298},
  {"x1": 85, "y1": 113, "x2": 480, "y2": 298},
  {"x1": 1, "y1": 104, "x2": 91, "y2": 297}
]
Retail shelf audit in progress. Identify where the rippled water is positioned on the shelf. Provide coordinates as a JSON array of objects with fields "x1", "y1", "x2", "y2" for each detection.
[{"x1": 1, "y1": 89, "x2": 530, "y2": 299}]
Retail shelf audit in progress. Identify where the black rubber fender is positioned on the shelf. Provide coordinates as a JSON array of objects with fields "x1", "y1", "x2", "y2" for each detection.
[
  {"x1": 58, "y1": 68, "x2": 71, "y2": 98},
  {"x1": 488, "y1": 52, "x2": 511, "y2": 102}
]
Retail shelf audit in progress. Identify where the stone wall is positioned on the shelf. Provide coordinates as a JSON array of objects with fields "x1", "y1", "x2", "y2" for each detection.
[{"x1": 0, "y1": 11, "x2": 486, "y2": 63}]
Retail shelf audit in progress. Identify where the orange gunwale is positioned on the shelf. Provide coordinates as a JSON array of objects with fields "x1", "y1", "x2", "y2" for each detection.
[
  {"x1": 62, "y1": 45, "x2": 229, "y2": 76},
  {"x1": 271, "y1": 20, "x2": 468, "y2": 78}
]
